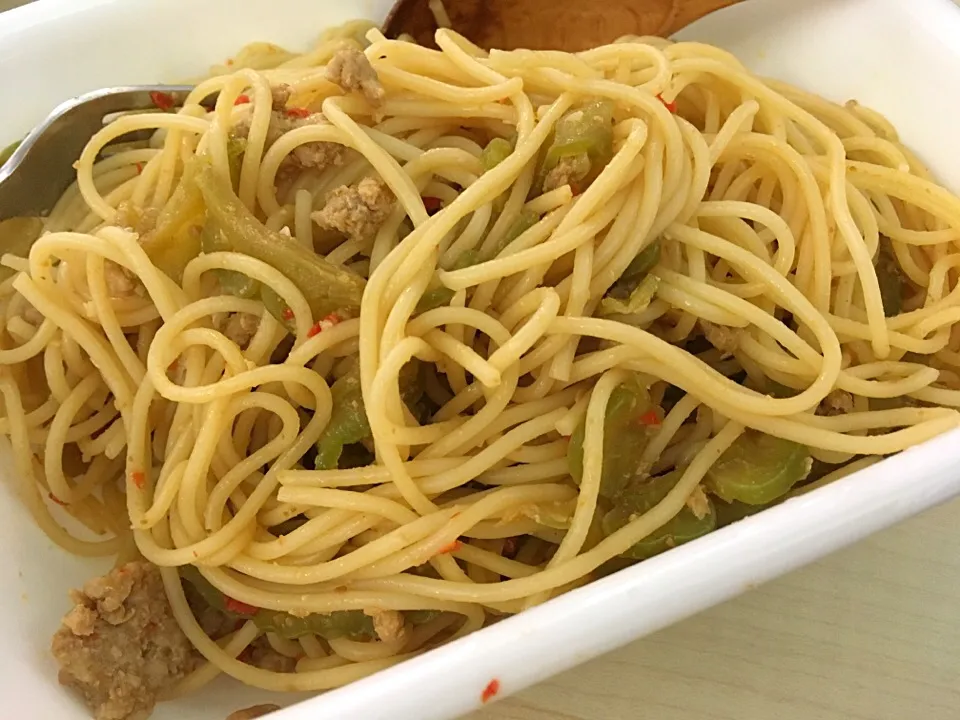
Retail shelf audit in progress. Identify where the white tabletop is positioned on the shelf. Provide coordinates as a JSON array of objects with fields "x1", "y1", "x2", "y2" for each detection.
[
  {"x1": 3, "y1": 1, "x2": 959, "y2": 718},
  {"x1": 467, "y1": 498, "x2": 960, "y2": 720}
]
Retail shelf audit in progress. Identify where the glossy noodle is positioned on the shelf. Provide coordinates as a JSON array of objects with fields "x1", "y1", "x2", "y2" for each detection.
[{"x1": 2, "y1": 18, "x2": 960, "y2": 717}]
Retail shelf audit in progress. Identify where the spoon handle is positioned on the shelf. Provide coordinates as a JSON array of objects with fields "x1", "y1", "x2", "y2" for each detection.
[{"x1": 383, "y1": 0, "x2": 748, "y2": 52}]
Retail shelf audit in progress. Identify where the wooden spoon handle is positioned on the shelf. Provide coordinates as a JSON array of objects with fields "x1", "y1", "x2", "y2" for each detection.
[{"x1": 383, "y1": 0, "x2": 748, "y2": 52}]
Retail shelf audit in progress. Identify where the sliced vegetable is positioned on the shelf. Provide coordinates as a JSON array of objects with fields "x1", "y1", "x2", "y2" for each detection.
[
  {"x1": 481, "y1": 137, "x2": 513, "y2": 172},
  {"x1": 180, "y1": 565, "x2": 376, "y2": 640},
  {"x1": 315, "y1": 366, "x2": 370, "y2": 470},
  {"x1": 876, "y1": 236, "x2": 903, "y2": 317},
  {"x1": 713, "y1": 498, "x2": 765, "y2": 527},
  {"x1": 226, "y1": 135, "x2": 248, "y2": 190},
  {"x1": 254, "y1": 609, "x2": 375, "y2": 640},
  {"x1": 315, "y1": 361, "x2": 423, "y2": 469},
  {"x1": 606, "y1": 239, "x2": 661, "y2": 301},
  {"x1": 602, "y1": 471, "x2": 716, "y2": 560},
  {"x1": 539, "y1": 100, "x2": 614, "y2": 193},
  {"x1": 139, "y1": 160, "x2": 205, "y2": 281},
  {"x1": 415, "y1": 249, "x2": 480, "y2": 314},
  {"x1": 0, "y1": 139, "x2": 22, "y2": 167},
  {"x1": 181, "y1": 565, "x2": 440, "y2": 640},
  {"x1": 201, "y1": 221, "x2": 260, "y2": 298},
  {"x1": 705, "y1": 431, "x2": 811, "y2": 505},
  {"x1": 600, "y1": 274, "x2": 659, "y2": 315},
  {"x1": 568, "y1": 373, "x2": 660, "y2": 499},
  {"x1": 485, "y1": 209, "x2": 538, "y2": 260},
  {"x1": 0, "y1": 217, "x2": 44, "y2": 280},
  {"x1": 195, "y1": 162, "x2": 365, "y2": 324}
]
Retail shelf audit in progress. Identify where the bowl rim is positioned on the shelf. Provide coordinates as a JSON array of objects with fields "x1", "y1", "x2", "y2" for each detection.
[{"x1": 2, "y1": 1, "x2": 960, "y2": 719}]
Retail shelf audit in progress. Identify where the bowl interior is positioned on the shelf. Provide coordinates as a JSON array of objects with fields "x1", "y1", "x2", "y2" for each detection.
[{"x1": 1, "y1": 1, "x2": 960, "y2": 719}]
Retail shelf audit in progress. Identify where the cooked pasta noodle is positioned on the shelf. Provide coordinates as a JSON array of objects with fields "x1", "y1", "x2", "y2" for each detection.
[{"x1": 2, "y1": 18, "x2": 960, "y2": 717}]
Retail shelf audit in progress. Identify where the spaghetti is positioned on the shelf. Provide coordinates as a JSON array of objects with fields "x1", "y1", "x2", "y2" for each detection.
[{"x1": 2, "y1": 18, "x2": 960, "y2": 717}]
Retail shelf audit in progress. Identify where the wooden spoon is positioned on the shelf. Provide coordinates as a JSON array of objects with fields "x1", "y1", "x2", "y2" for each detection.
[{"x1": 383, "y1": 0, "x2": 745, "y2": 52}]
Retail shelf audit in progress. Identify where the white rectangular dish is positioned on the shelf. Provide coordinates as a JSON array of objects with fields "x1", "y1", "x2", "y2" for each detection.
[{"x1": 2, "y1": 0, "x2": 960, "y2": 718}]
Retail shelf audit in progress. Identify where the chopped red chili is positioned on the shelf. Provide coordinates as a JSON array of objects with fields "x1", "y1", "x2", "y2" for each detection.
[
  {"x1": 234, "y1": 94, "x2": 250, "y2": 106},
  {"x1": 657, "y1": 94, "x2": 677, "y2": 113},
  {"x1": 149, "y1": 91, "x2": 175, "y2": 111},
  {"x1": 48, "y1": 492, "x2": 67, "y2": 507},
  {"x1": 131, "y1": 471, "x2": 146, "y2": 489},
  {"x1": 307, "y1": 322, "x2": 323, "y2": 338},
  {"x1": 282, "y1": 307, "x2": 295, "y2": 321},
  {"x1": 225, "y1": 597, "x2": 259, "y2": 616},
  {"x1": 135, "y1": 162, "x2": 144, "y2": 175},
  {"x1": 438, "y1": 539, "x2": 463, "y2": 555},
  {"x1": 638, "y1": 409, "x2": 661, "y2": 427},
  {"x1": 322, "y1": 312, "x2": 342, "y2": 326},
  {"x1": 422, "y1": 196, "x2": 442, "y2": 214},
  {"x1": 285, "y1": 107, "x2": 311, "y2": 118},
  {"x1": 481, "y1": 678, "x2": 500, "y2": 703}
]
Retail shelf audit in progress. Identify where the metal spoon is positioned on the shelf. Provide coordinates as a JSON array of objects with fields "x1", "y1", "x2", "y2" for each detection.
[
  {"x1": 0, "y1": 85, "x2": 195, "y2": 220},
  {"x1": 383, "y1": 0, "x2": 746, "y2": 51},
  {"x1": 0, "y1": 1, "x2": 745, "y2": 221}
]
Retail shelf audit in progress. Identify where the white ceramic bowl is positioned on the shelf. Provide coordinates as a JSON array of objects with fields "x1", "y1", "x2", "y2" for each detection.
[{"x1": 2, "y1": 0, "x2": 960, "y2": 718}]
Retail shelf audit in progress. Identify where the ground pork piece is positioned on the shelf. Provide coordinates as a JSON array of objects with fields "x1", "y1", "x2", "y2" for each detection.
[
  {"x1": 103, "y1": 260, "x2": 139, "y2": 298},
  {"x1": 270, "y1": 83, "x2": 292, "y2": 110},
  {"x1": 312, "y1": 177, "x2": 395, "y2": 242},
  {"x1": 325, "y1": 47, "x2": 385, "y2": 107},
  {"x1": 233, "y1": 95, "x2": 346, "y2": 171},
  {"x1": 701, "y1": 320, "x2": 739, "y2": 356},
  {"x1": 222, "y1": 312, "x2": 261, "y2": 348},
  {"x1": 226, "y1": 706, "x2": 281, "y2": 720},
  {"x1": 51, "y1": 562, "x2": 196, "y2": 720},
  {"x1": 365, "y1": 608, "x2": 408, "y2": 644},
  {"x1": 113, "y1": 201, "x2": 159, "y2": 237},
  {"x1": 685, "y1": 485, "x2": 711, "y2": 520},
  {"x1": 247, "y1": 636, "x2": 297, "y2": 673},
  {"x1": 542, "y1": 153, "x2": 590, "y2": 193},
  {"x1": 820, "y1": 388, "x2": 854, "y2": 416}
]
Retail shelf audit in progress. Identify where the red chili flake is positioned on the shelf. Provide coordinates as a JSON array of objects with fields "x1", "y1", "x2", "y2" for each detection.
[
  {"x1": 234, "y1": 94, "x2": 251, "y2": 106},
  {"x1": 481, "y1": 678, "x2": 500, "y2": 703},
  {"x1": 282, "y1": 307, "x2": 295, "y2": 321},
  {"x1": 638, "y1": 409, "x2": 661, "y2": 427},
  {"x1": 307, "y1": 322, "x2": 323, "y2": 338},
  {"x1": 135, "y1": 162, "x2": 144, "y2": 175},
  {"x1": 322, "y1": 312, "x2": 342, "y2": 326},
  {"x1": 48, "y1": 492, "x2": 67, "y2": 507},
  {"x1": 422, "y1": 196, "x2": 442, "y2": 214},
  {"x1": 657, "y1": 94, "x2": 677, "y2": 113},
  {"x1": 225, "y1": 597, "x2": 259, "y2": 615},
  {"x1": 285, "y1": 107, "x2": 311, "y2": 118},
  {"x1": 150, "y1": 91, "x2": 175, "y2": 111},
  {"x1": 131, "y1": 471, "x2": 146, "y2": 489},
  {"x1": 438, "y1": 539, "x2": 462, "y2": 555}
]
